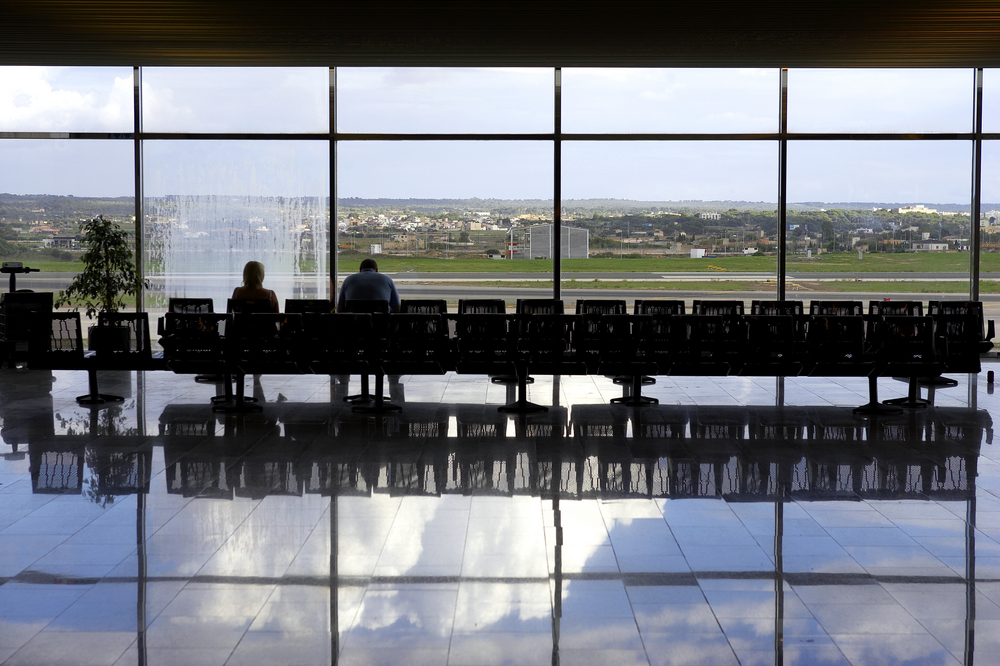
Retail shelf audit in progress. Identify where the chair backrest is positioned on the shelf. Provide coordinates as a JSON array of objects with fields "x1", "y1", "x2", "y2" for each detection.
[
  {"x1": 284, "y1": 299, "x2": 332, "y2": 314},
  {"x1": 809, "y1": 300, "x2": 863, "y2": 316},
  {"x1": 634, "y1": 299, "x2": 685, "y2": 315},
  {"x1": 928, "y1": 301, "x2": 986, "y2": 338},
  {"x1": 95, "y1": 312, "x2": 152, "y2": 358},
  {"x1": 343, "y1": 299, "x2": 390, "y2": 314},
  {"x1": 869, "y1": 300, "x2": 923, "y2": 316},
  {"x1": 168, "y1": 298, "x2": 214, "y2": 313},
  {"x1": 458, "y1": 299, "x2": 506, "y2": 314},
  {"x1": 309, "y1": 313, "x2": 374, "y2": 360},
  {"x1": 160, "y1": 313, "x2": 230, "y2": 360},
  {"x1": 231, "y1": 313, "x2": 304, "y2": 358},
  {"x1": 227, "y1": 298, "x2": 275, "y2": 314},
  {"x1": 388, "y1": 313, "x2": 449, "y2": 358},
  {"x1": 575, "y1": 299, "x2": 626, "y2": 315},
  {"x1": 692, "y1": 300, "x2": 744, "y2": 315},
  {"x1": 29, "y1": 312, "x2": 84, "y2": 367},
  {"x1": 399, "y1": 299, "x2": 449, "y2": 314},
  {"x1": 871, "y1": 315, "x2": 934, "y2": 361},
  {"x1": 0, "y1": 291, "x2": 53, "y2": 341},
  {"x1": 751, "y1": 300, "x2": 803, "y2": 316},
  {"x1": 516, "y1": 299, "x2": 564, "y2": 315}
]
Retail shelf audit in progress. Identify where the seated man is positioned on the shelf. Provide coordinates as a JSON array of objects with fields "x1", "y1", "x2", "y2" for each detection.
[
  {"x1": 335, "y1": 258, "x2": 403, "y2": 401},
  {"x1": 336, "y1": 258, "x2": 400, "y2": 313}
]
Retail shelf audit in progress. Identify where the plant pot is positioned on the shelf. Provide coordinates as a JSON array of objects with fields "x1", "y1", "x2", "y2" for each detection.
[{"x1": 88, "y1": 325, "x2": 131, "y2": 353}]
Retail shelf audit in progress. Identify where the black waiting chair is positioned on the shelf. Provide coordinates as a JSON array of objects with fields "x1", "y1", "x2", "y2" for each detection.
[
  {"x1": 868, "y1": 315, "x2": 942, "y2": 411},
  {"x1": 810, "y1": 300, "x2": 864, "y2": 316},
  {"x1": 667, "y1": 315, "x2": 732, "y2": 377},
  {"x1": 227, "y1": 298, "x2": 276, "y2": 314},
  {"x1": 339, "y1": 299, "x2": 391, "y2": 403},
  {"x1": 215, "y1": 312, "x2": 305, "y2": 413},
  {"x1": 576, "y1": 299, "x2": 627, "y2": 316},
  {"x1": 929, "y1": 301, "x2": 995, "y2": 354},
  {"x1": 634, "y1": 300, "x2": 685, "y2": 315},
  {"x1": 161, "y1": 312, "x2": 232, "y2": 404},
  {"x1": 593, "y1": 314, "x2": 658, "y2": 406},
  {"x1": 169, "y1": 298, "x2": 214, "y2": 313},
  {"x1": 399, "y1": 299, "x2": 448, "y2": 314},
  {"x1": 692, "y1": 300, "x2": 745, "y2": 316},
  {"x1": 285, "y1": 299, "x2": 333, "y2": 314},
  {"x1": 740, "y1": 315, "x2": 803, "y2": 376}
]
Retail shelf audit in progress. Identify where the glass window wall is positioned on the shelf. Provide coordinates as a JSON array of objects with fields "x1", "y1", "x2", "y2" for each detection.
[
  {"x1": 143, "y1": 140, "x2": 329, "y2": 312},
  {"x1": 0, "y1": 66, "x2": 994, "y2": 319},
  {"x1": 562, "y1": 68, "x2": 778, "y2": 134},
  {"x1": 0, "y1": 66, "x2": 134, "y2": 133},
  {"x1": 787, "y1": 140, "x2": 971, "y2": 299},
  {"x1": 337, "y1": 141, "x2": 553, "y2": 303},
  {"x1": 562, "y1": 140, "x2": 777, "y2": 304},
  {"x1": 787, "y1": 69, "x2": 972, "y2": 134},
  {"x1": 336, "y1": 67, "x2": 553, "y2": 134},
  {"x1": 141, "y1": 67, "x2": 329, "y2": 134}
]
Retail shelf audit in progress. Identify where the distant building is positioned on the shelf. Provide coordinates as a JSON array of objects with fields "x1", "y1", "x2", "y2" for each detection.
[
  {"x1": 44, "y1": 236, "x2": 77, "y2": 249},
  {"x1": 896, "y1": 205, "x2": 937, "y2": 214},
  {"x1": 508, "y1": 224, "x2": 589, "y2": 259},
  {"x1": 911, "y1": 241, "x2": 949, "y2": 252},
  {"x1": 698, "y1": 212, "x2": 721, "y2": 220}
]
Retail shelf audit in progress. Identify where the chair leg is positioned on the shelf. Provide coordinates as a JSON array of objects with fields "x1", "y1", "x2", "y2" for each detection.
[
  {"x1": 344, "y1": 373, "x2": 374, "y2": 404},
  {"x1": 76, "y1": 368, "x2": 124, "y2": 406},
  {"x1": 854, "y1": 376, "x2": 902, "y2": 414},
  {"x1": 213, "y1": 373, "x2": 263, "y2": 413},
  {"x1": 883, "y1": 377, "x2": 931, "y2": 408},
  {"x1": 611, "y1": 374, "x2": 658, "y2": 406},
  {"x1": 353, "y1": 370, "x2": 401, "y2": 413},
  {"x1": 499, "y1": 365, "x2": 547, "y2": 413}
]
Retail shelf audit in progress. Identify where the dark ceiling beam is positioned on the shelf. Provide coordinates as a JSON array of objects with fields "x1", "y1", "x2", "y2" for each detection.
[{"x1": 3, "y1": 1, "x2": 1000, "y2": 67}]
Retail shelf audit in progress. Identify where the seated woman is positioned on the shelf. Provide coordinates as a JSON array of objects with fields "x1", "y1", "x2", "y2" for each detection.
[{"x1": 231, "y1": 260, "x2": 280, "y2": 313}]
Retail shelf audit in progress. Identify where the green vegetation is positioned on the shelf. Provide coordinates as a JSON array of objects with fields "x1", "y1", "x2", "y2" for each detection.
[{"x1": 55, "y1": 216, "x2": 148, "y2": 319}]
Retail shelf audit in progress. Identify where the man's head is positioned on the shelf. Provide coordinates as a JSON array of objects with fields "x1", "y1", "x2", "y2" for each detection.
[{"x1": 360, "y1": 258, "x2": 378, "y2": 272}]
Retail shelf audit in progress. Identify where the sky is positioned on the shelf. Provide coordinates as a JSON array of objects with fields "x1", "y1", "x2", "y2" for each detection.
[{"x1": 1, "y1": 66, "x2": 999, "y2": 204}]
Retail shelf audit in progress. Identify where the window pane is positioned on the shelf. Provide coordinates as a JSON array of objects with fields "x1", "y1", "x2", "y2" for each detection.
[
  {"x1": 0, "y1": 140, "x2": 133, "y2": 326},
  {"x1": 337, "y1": 141, "x2": 553, "y2": 303},
  {"x1": 143, "y1": 141, "x2": 329, "y2": 312},
  {"x1": 0, "y1": 66, "x2": 134, "y2": 132},
  {"x1": 142, "y1": 68, "x2": 329, "y2": 133},
  {"x1": 0, "y1": 139, "x2": 133, "y2": 196},
  {"x1": 787, "y1": 141, "x2": 970, "y2": 298},
  {"x1": 984, "y1": 69, "x2": 1000, "y2": 134},
  {"x1": 336, "y1": 68, "x2": 553, "y2": 133},
  {"x1": 787, "y1": 69, "x2": 972, "y2": 133},
  {"x1": 562, "y1": 141, "x2": 778, "y2": 303},
  {"x1": 980, "y1": 141, "x2": 1000, "y2": 295},
  {"x1": 562, "y1": 69, "x2": 778, "y2": 133}
]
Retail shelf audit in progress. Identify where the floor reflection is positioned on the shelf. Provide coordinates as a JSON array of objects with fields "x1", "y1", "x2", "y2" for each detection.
[{"x1": 0, "y1": 369, "x2": 997, "y2": 665}]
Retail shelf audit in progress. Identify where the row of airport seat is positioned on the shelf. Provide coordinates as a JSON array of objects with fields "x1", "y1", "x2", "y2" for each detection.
[
  {"x1": 149, "y1": 297, "x2": 989, "y2": 415},
  {"x1": 10, "y1": 294, "x2": 991, "y2": 411}
]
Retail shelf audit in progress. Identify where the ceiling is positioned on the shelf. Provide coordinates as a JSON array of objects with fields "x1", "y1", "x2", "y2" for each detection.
[{"x1": 3, "y1": 0, "x2": 1000, "y2": 68}]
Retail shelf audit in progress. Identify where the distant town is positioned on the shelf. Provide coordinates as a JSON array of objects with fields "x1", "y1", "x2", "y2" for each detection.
[{"x1": 2, "y1": 193, "x2": 1000, "y2": 264}]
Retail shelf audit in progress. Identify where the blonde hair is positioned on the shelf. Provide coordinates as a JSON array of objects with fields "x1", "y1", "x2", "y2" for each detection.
[{"x1": 242, "y1": 261, "x2": 265, "y2": 288}]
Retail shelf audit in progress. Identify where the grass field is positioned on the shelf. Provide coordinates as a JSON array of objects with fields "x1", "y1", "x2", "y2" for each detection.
[{"x1": 11, "y1": 251, "x2": 998, "y2": 277}]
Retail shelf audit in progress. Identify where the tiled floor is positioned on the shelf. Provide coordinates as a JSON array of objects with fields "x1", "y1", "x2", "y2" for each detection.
[{"x1": 0, "y1": 366, "x2": 997, "y2": 665}]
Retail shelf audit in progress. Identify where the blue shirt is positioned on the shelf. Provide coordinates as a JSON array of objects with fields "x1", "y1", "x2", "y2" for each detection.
[{"x1": 337, "y1": 268, "x2": 400, "y2": 312}]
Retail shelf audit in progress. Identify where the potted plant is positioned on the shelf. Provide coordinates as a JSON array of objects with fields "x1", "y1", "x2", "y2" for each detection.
[{"x1": 55, "y1": 215, "x2": 149, "y2": 351}]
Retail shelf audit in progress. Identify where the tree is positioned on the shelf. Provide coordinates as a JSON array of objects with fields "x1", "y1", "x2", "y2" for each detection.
[
  {"x1": 55, "y1": 215, "x2": 149, "y2": 318},
  {"x1": 822, "y1": 219, "x2": 835, "y2": 252}
]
